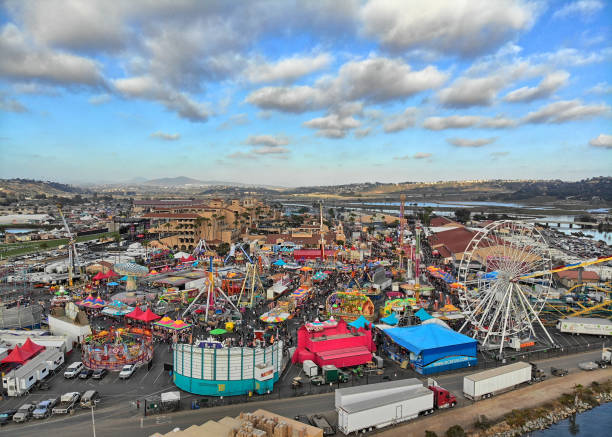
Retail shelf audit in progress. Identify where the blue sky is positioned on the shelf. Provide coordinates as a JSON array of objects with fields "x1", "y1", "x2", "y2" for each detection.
[{"x1": 0, "y1": 0, "x2": 610, "y2": 186}]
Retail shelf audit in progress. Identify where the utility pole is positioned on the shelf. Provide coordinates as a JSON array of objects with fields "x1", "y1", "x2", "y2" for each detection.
[
  {"x1": 91, "y1": 405, "x2": 96, "y2": 437},
  {"x1": 319, "y1": 201, "x2": 325, "y2": 261}
]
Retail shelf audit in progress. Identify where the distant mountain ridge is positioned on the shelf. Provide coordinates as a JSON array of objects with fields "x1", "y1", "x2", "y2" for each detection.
[{"x1": 139, "y1": 176, "x2": 281, "y2": 188}]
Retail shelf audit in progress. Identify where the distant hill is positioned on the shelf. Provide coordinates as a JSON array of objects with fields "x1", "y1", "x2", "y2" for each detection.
[
  {"x1": 140, "y1": 176, "x2": 282, "y2": 189},
  {"x1": 0, "y1": 178, "x2": 86, "y2": 199}
]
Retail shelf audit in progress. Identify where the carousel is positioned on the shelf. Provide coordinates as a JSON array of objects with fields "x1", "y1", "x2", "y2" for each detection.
[
  {"x1": 380, "y1": 297, "x2": 416, "y2": 318},
  {"x1": 81, "y1": 326, "x2": 154, "y2": 371},
  {"x1": 326, "y1": 290, "x2": 375, "y2": 322}
]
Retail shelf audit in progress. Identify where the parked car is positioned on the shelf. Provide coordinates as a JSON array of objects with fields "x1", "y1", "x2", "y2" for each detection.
[
  {"x1": 92, "y1": 369, "x2": 108, "y2": 380},
  {"x1": 119, "y1": 364, "x2": 136, "y2": 379},
  {"x1": 80, "y1": 390, "x2": 101, "y2": 408},
  {"x1": 64, "y1": 362, "x2": 84, "y2": 379},
  {"x1": 13, "y1": 404, "x2": 36, "y2": 423},
  {"x1": 0, "y1": 409, "x2": 18, "y2": 426},
  {"x1": 294, "y1": 415, "x2": 310, "y2": 425},
  {"x1": 79, "y1": 368, "x2": 94, "y2": 379},
  {"x1": 32, "y1": 398, "x2": 58, "y2": 419}
]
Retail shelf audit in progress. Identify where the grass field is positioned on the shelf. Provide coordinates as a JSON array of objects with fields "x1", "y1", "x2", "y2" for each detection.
[{"x1": 0, "y1": 231, "x2": 119, "y2": 258}]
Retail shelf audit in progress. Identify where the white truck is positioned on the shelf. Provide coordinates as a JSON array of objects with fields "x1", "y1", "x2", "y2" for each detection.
[
  {"x1": 463, "y1": 362, "x2": 533, "y2": 401},
  {"x1": 596, "y1": 347, "x2": 611, "y2": 368},
  {"x1": 336, "y1": 379, "x2": 457, "y2": 435},
  {"x1": 303, "y1": 360, "x2": 318, "y2": 377},
  {"x1": 556, "y1": 317, "x2": 612, "y2": 336},
  {"x1": 52, "y1": 392, "x2": 81, "y2": 415}
]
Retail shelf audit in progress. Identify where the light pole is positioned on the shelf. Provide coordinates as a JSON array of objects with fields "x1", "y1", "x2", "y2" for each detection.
[{"x1": 91, "y1": 405, "x2": 96, "y2": 437}]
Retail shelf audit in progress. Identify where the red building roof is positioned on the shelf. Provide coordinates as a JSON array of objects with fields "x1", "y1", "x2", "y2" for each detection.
[
  {"x1": 428, "y1": 227, "x2": 477, "y2": 256},
  {"x1": 142, "y1": 213, "x2": 200, "y2": 219},
  {"x1": 556, "y1": 270, "x2": 599, "y2": 281}
]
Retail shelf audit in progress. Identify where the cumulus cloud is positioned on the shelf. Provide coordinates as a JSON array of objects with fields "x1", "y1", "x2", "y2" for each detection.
[
  {"x1": 423, "y1": 115, "x2": 518, "y2": 130},
  {"x1": 504, "y1": 71, "x2": 569, "y2": 103},
  {"x1": 303, "y1": 113, "x2": 361, "y2": 138},
  {"x1": 150, "y1": 131, "x2": 180, "y2": 141},
  {"x1": 247, "y1": 53, "x2": 332, "y2": 83},
  {"x1": 447, "y1": 137, "x2": 496, "y2": 147},
  {"x1": 437, "y1": 75, "x2": 508, "y2": 108},
  {"x1": 589, "y1": 134, "x2": 612, "y2": 148},
  {"x1": 383, "y1": 108, "x2": 417, "y2": 133},
  {"x1": 413, "y1": 152, "x2": 432, "y2": 159},
  {"x1": 523, "y1": 99, "x2": 610, "y2": 124},
  {"x1": 0, "y1": 23, "x2": 105, "y2": 87},
  {"x1": 360, "y1": 0, "x2": 537, "y2": 57},
  {"x1": 245, "y1": 134, "x2": 289, "y2": 147},
  {"x1": 89, "y1": 93, "x2": 111, "y2": 105},
  {"x1": 553, "y1": 1, "x2": 603, "y2": 20},
  {"x1": 113, "y1": 75, "x2": 210, "y2": 122},
  {"x1": 0, "y1": 94, "x2": 28, "y2": 113},
  {"x1": 246, "y1": 57, "x2": 447, "y2": 113},
  {"x1": 354, "y1": 127, "x2": 372, "y2": 138},
  {"x1": 423, "y1": 115, "x2": 480, "y2": 130}
]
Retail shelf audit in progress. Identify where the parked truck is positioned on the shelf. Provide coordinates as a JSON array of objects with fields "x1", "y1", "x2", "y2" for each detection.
[
  {"x1": 463, "y1": 362, "x2": 537, "y2": 401},
  {"x1": 52, "y1": 392, "x2": 80, "y2": 415},
  {"x1": 556, "y1": 317, "x2": 612, "y2": 336},
  {"x1": 311, "y1": 365, "x2": 348, "y2": 385},
  {"x1": 336, "y1": 378, "x2": 456, "y2": 434},
  {"x1": 596, "y1": 347, "x2": 611, "y2": 368},
  {"x1": 303, "y1": 360, "x2": 318, "y2": 377}
]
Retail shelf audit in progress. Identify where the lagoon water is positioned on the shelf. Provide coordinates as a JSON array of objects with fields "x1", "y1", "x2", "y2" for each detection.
[{"x1": 526, "y1": 402, "x2": 612, "y2": 436}]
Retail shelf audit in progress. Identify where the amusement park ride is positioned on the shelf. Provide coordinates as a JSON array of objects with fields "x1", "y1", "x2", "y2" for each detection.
[
  {"x1": 397, "y1": 195, "x2": 422, "y2": 299},
  {"x1": 57, "y1": 204, "x2": 82, "y2": 286},
  {"x1": 457, "y1": 220, "x2": 612, "y2": 357}
]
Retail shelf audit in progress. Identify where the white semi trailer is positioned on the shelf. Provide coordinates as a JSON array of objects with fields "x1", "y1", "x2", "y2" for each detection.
[
  {"x1": 556, "y1": 317, "x2": 612, "y2": 336},
  {"x1": 463, "y1": 362, "x2": 533, "y2": 401}
]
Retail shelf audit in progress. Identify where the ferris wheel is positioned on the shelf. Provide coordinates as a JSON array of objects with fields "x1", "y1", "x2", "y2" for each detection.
[{"x1": 457, "y1": 221, "x2": 556, "y2": 355}]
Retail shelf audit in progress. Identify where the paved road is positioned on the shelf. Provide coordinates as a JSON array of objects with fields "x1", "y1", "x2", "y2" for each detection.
[{"x1": 1, "y1": 349, "x2": 605, "y2": 437}]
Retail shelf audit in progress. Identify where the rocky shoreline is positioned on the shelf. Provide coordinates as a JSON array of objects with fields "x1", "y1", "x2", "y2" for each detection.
[{"x1": 472, "y1": 381, "x2": 612, "y2": 437}]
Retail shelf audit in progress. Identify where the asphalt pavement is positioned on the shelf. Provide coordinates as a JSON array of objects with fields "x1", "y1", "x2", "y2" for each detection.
[{"x1": 1, "y1": 349, "x2": 606, "y2": 437}]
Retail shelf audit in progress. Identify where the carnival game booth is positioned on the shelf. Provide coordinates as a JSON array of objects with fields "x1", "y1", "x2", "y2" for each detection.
[
  {"x1": 81, "y1": 327, "x2": 154, "y2": 371},
  {"x1": 172, "y1": 340, "x2": 284, "y2": 396},
  {"x1": 326, "y1": 291, "x2": 375, "y2": 322},
  {"x1": 382, "y1": 324, "x2": 477, "y2": 375},
  {"x1": 292, "y1": 318, "x2": 376, "y2": 368}
]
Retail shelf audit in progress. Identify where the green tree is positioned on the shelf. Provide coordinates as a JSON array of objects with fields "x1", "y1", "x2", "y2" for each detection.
[
  {"x1": 454, "y1": 208, "x2": 471, "y2": 223},
  {"x1": 425, "y1": 432, "x2": 438, "y2": 437},
  {"x1": 216, "y1": 242, "x2": 231, "y2": 257}
]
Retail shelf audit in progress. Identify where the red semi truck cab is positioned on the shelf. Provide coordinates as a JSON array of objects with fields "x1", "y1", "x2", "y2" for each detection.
[{"x1": 429, "y1": 385, "x2": 457, "y2": 408}]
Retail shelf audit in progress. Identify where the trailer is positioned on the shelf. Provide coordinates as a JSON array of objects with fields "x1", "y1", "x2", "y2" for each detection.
[
  {"x1": 303, "y1": 360, "x2": 318, "y2": 377},
  {"x1": 336, "y1": 379, "x2": 456, "y2": 435},
  {"x1": 556, "y1": 317, "x2": 612, "y2": 336},
  {"x1": 2, "y1": 348, "x2": 63, "y2": 397},
  {"x1": 463, "y1": 362, "x2": 533, "y2": 401}
]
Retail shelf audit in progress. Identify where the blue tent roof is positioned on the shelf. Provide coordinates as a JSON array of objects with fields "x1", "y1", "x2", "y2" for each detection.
[
  {"x1": 273, "y1": 259, "x2": 286, "y2": 266},
  {"x1": 348, "y1": 315, "x2": 371, "y2": 330},
  {"x1": 415, "y1": 308, "x2": 433, "y2": 321},
  {"x1": 380, "y1": 313, "x2": 398, "y2": 325},
  {"x1": 385, "y1": 324, "x2": 477, "y2": 355}
]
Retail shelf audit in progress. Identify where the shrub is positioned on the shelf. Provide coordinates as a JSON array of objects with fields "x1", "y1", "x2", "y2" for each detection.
[
  {"x1": 425, "y1": 431, "x2": 438, "y2": 437},
  {"x1": 445, "y1": 425, "x2": 466, "y2": 437}
]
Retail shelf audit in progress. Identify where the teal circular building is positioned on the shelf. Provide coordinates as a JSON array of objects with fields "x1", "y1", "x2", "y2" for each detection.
[{"x1": 172, "y1": 341, "x2": 284, "y2": 396}]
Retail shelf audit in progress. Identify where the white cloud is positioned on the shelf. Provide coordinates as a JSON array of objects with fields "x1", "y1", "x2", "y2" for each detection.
[
  {"x1": 252, "y1": 146, "x2": 290, "y2": 155},
  {"x1": 89, "y1": 94, "x2": 111, "y2": 105},
  {"x1": 504, "y1": 71, "x2": 569, "y2": 103},
  {"x1": 245, "y1": 135, "x2": 289, "y2": 147},
  {"x1": 383, "y1": 108, "x2": 417, "y2": 133},
  {"x1": 303, "y1": 113, "x2": 361, "y2": 139},
  {"x1": 246, "y1": 57, "x2": 447, "y2": 112},
  {"x1": 423, "y1": 115, "x2": 518, "y2": 130},
  {"x1": 0, "y1": 23, "x2": 104, "y2": 86},
  {"x1": 247, "y1": 53, "x2": 332, "y2": 83},
  {"x1": 13, "y1": 83, "x2": 59, "y2": 95},
  {"x1": 553, "y1": 1, "x2": 603, "y2": 20},
  {"x1": 523, "y1": 99, "x2": 610, "y2": 124},
  {"x1": 437, "y1": 75, "x2": 507, "y2": 108},
  {"x1": 150, "y1": 131, "x2": 181, "y2": 141},
  {"x1": 0, "y1": 93, "x2": 27, "y2": 113},
  {"x1": 589, "y1": 134, "x2": 612, "y2": 148},
  {"x1": 217, "y1": 113, "x2": 249, "y2": 130},
  {"x1": 413, "y1": 152, "x2": 432, "y2": 159},
  {"x1": 447, "y1": 137, "x2": 496, "y2": 147},
  {"x1": 360, "y1": 0, "x2": 538, "y2": 57},
  {"x1": 423, "y1": 115, "x2": 481, "y2": 130},
  {"x1": 113, "y1": 75, "x2": 210, "y2": 122},
  {"x1": 587, "y1": 82, "x2": 612, "y2": 95},
  {"x1": 354, "y1": 127, "x2": 372, "y2": 138}
]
